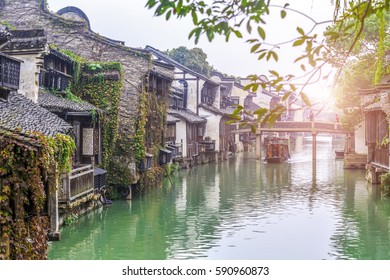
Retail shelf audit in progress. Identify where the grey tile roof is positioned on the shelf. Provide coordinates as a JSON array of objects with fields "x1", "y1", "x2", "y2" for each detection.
[
  {"x1": 2, "y1": 29, "x2": 47, "y2": 51},
  {"x1": 198, "y1": 103, "x2": 228, "y2": 116},
  {"x1": 0, "y1": 127, "x2": 43, "y2": 149},
  {"x1": 167, "y1": 114, "x2": 180, "y2": 124},
  {"x1": 38, "y1": 90, "x2": 100, "y2": 113},
  {"x1": 221, "y1": 82, "x2": 233, "y2": 96},
  {"x1": 168, "y1": 108, "x2": 206, "y2": 124},
  {"x1": 0, "y1": 92, "x2": 72, "y2": 137},
  {"x1": 247, "y1": 102, "x2": 261, "y2": 112},
  {"x1": 0, "y1": 24, "x2": 11, "y2": 43},
  {"x1": 145, "y1": 45, "x2": 220, "y2": 87}
]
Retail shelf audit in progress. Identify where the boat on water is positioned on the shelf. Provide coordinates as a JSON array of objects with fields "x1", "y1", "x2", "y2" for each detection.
[{"x1": 264, "y1": 137, "x2": 290, "y2": 163}]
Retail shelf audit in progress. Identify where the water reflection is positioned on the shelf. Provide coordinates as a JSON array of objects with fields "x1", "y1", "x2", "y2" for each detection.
[
  {"x1": 330, "y1": 171, "x2": 390, "y2": 259},
  {"x1": 48, "y1": 135, "x2": 390, "y2": 260}
]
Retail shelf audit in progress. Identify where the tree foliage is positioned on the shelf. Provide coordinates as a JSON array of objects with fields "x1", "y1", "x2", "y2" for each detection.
[
  {"x1": 166, "y1": 46, "x2": 213, "y2": 77},
  {"x1": 325, "y1": 11, "x2": 390, "y2": 129},
  {"x1": 145, "y1": 0, "x2": 390, "y2": 126}
]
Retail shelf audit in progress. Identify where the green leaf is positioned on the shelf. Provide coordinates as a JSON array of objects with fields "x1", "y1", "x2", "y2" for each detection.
[
  {"x1": 232, "y1": 105, "x2": 244, "y2": 115},
  {"x1": 246, "y1": 20, "x2": 252, "y2": 34},
  {"x1": 276, "y1": 84, "x2": 283, "y2": 92},
  {"x1": 257, "y1": 26, "x2": 266, "y2": 40},
  {"x1": 191, "y1": 10, "x2": 198, "y2": 24},
  {"x1": 251, "y1": 43, "x2": 261, "y2": 53},
  {"x1": 281, "y1": 10, "x2": 287, "y2": 19},
  {"x1": 233, "y1": 29, "x2": 243, "y2": 38},
  {"x1": 301, "y1": 92, "x2": 311, "y2": 106},
  {"x1": 251, "y1": 83, "x2": 259, "y2": 92},
  {"x1": 297, "y1": 27, "x2": 305, "y2": 35},
  {"x1": 250, "y1": 124, "x2": 257, "y2": 133},
  {"x1": 258, "y1": 52, "x2": 267, "y2": 60},
  {"x1": 300, "y1": 64, "x2": 306, "y2": 71},
  {"x1": 254, "y1": 107, "x2": 268, "y2": 118},
  {"x1": 281, "y1": 92, "x2": 292, "y2": 101},
  {"x1": 166, "y1": 10, "x2": 172, "y2": 20},
  {"x1": 293, "y1": 38, "x2": 305, "y2": 47},
  {"x1": 270, "y1": 51, "x2": 278, "y2": 62}
]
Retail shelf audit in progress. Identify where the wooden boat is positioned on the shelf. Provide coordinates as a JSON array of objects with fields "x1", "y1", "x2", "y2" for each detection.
[{"x1": 264, "y1": 137, "x2": 290, "y2": 163}]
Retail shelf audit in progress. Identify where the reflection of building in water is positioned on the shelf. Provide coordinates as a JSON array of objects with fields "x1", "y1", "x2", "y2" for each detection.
[
  {"x1": 265, "y1": 163, "x2": 291, "y2": 187},
  {"x1": 289, "y1": 135, "x2": 303, "y2": 153},
  {"x1": 330, "y1": 169, "x2": 390, "y2": 259}
]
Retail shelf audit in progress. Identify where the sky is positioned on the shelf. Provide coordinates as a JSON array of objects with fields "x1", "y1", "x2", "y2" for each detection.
[{"x1": 47, "y1": 0, "x2": 336, "y2": 101}]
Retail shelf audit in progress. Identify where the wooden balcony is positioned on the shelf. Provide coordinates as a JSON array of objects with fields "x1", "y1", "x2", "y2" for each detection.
[
  {"x1": 187, "y1": 141, "x2": 199, "y2": 158},
  {"x1": 59, "y1": 164, "x2": 94, "y2": 203},
  {"x1": 0, "y1": 53, "x2": 21, "y2": 90},
  {"x1": 166, "y1": 142, "x2": 183, "y2": 158},
  {"x1": 199, "y1": 140, "x2": 216, "y2": 152}
]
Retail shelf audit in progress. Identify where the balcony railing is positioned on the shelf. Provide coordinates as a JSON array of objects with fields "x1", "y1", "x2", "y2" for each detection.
[
  {"x1": 59, "y1": 164, "x2": 94, "y2": 202},
  {"x1": 187, "y1": 141, "x2": 199, "y2": 158},
  {"x1": 199, "y1": 140, "x2": 216, "y2": 152},
  {"x1": 0, "y1": 53, "x2": 21, "y2": 90},
  {"x1": 166, "y1": 142, "x2": 183, "y2": 158}
]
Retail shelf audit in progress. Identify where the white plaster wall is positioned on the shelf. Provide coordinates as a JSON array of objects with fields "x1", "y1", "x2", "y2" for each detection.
[
  {"x1": 253, "y1": 91, "x2": 273, "y2": 108},
  {"x1": 175, "y1": 76, "x2": 204, "y2": 114},
  {"x1": 172, "y1": 68, "x2": 201, "y2": 113},
  {"x1": 239, "y1": 78, "x2": 273, "y2": 109},
  {"x1": 14, "y1": 54, "x2": 41, "y2": 103},
  {"x1": 291, "y1": 104, "x2": 304, "y2": 121},
  {"x1": 199, "y1": 107, "x2": 222, "y2": 151},
  {"x1": 210, "y1": 75, "x2": 221, "y2": 83},
  {"x1": 213, "y1": 85, "x2": 221, "y2": 108},
  {"x1": 175, "y1": 120, "x2": 188, "y2": 158},
  {"x1": 355, "y1": 121, "x2": 367, "y2": 155},
  {"x1": 231, "y1": 85, "x2": 247, "y2": 106}
]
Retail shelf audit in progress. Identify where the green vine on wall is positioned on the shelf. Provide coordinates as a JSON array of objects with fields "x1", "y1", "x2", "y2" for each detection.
[
  {"x1": 73, "y1": 61, "x2": 124, "y2": 186},
  {"x1": 134, "y1": 73, "x2": 169, "y2": 194},
  {"x1": 52, "y1": 47, "x2": 171, "y2": 194},
  {"x1": 132, "y1": 89, "x2": 148, "y2": 164},
  {"x1": 0, "y1": 131, "x2": 75, "y2": 260}
]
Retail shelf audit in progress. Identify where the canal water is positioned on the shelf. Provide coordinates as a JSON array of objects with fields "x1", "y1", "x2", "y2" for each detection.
[{"x1": 48, "y1": 135, "x2": 390, "y2": 260}]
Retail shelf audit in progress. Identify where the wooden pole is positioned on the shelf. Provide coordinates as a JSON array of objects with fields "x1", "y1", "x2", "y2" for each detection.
[
  {"x1": 256, "y1": 133, "x2": 262, "y2": 160},
  {"x1": 312, "y1": 132, "x2": 317, "y2": 162}
]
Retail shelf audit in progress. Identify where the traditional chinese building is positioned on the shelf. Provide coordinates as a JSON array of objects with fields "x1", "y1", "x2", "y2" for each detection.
[
  {"x1": 0, "y1": 0, "x2": 175, "y2": 195},
  {"x1": 358, "y1": 84, "x2": 390, "y2": 183}
]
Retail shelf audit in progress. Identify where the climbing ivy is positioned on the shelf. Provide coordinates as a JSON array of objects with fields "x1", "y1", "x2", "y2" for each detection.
[
  {"x1": 52, "y1": 47, "x2": 170, "y2": 195},
  {"x1": 134, "y1": 73, "x2": 169, "y2": 195},
  {"x1": 72, "y1": 61, "x2": 124, "y2": 187},
  {"x1": 0, "y1": 131, "x2": 75, "y2": 260}
]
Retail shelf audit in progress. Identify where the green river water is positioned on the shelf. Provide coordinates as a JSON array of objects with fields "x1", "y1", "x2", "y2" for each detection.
[{"x1": 48, "y1": 136, "x2": 390, "y2": 260}]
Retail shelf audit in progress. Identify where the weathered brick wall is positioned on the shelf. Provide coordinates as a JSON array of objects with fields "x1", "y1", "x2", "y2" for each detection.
[{"x1": 0, "y1": 0, "x2": 150, "y2": 139}]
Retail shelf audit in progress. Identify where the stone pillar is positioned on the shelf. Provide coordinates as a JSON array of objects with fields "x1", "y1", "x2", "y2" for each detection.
[{"x1": 48, "y1": 187, "x2": 61, "y2": 241}]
